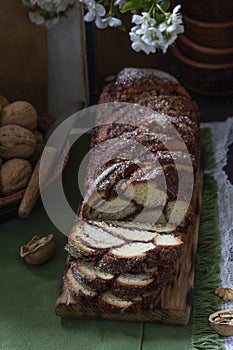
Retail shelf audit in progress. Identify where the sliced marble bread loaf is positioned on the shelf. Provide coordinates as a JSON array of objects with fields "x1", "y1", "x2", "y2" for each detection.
[
  {"x1": 66, "y1": 219, "x2": 182, "y2": 273},
  {"x1": 81, "y1": 158, "x2": 194, "y2": 225},
  {"x1": 64, "y1": 267, "x2": 162, "y2": 313},
  {"x1": 70, "y1": 259, "x2": 175, "y2": 298}
]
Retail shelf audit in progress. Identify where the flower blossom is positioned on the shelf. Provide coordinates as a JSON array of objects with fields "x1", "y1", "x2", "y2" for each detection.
[
  {"x1": 129, "y1": 6, "x2": 184, "y2": 54},
  {"x1": 114, "y1": 0, "x2": 126, "y2": 9},
  {"x1": 157, "y1": 5, "x2": 184, "y2": 53},
  {"x1": 95, "y1": 16, "x2": 122, "y2": 29},
  {"x1": 22, "y1": 0, "x2": 76, "y2": 28},
  {"x1": 81, "y1": 0, "x2": 122, "y2": 28},
  {"x1": 129, "y1": 12, "x2": 160, "y2": 55},
  {"x1": 22, "y1": 0, "x2": 184, "y2": 53},
  {"x1": 80, "y1": 0, "x2": 106, "y2": 24}
]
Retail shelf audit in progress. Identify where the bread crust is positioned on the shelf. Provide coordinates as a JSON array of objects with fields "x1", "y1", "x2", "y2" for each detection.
[{"x1": 61, "y1": 67, "x2": 201, "y2": 316}]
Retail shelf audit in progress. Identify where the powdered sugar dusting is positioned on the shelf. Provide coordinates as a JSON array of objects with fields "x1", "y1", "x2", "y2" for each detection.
[{"x1": 116, "y1": 67, "x2": 179, "y2": 89}]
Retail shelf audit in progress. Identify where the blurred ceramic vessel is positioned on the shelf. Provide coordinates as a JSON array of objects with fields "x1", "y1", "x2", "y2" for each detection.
[{"x1": 173, "y1": 0, "x2": 233, "y2": 95}]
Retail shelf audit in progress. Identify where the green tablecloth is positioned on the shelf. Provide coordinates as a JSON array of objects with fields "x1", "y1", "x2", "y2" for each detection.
[{"x1": 0, "y1": 130, "x2": 225, "y2": 350}]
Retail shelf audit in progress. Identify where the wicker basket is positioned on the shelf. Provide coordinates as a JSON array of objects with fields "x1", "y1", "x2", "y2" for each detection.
[{"x1": 0, "y1": 116, "x2": 70, "y2": 220}]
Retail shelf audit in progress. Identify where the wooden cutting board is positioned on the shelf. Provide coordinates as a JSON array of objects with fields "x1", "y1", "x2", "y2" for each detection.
[{"x1": 55, "y1": 166, "x2": 203, "y2": 325}]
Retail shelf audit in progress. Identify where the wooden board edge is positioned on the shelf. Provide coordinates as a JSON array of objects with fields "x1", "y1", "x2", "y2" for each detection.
[{"x1": 55, "y1": 167, "x2": 203, "y2": 325}]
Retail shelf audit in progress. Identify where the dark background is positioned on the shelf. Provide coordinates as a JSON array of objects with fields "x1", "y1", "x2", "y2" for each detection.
[{"x1": 86, "y1": 23, "x2": 233, "y2": 123}]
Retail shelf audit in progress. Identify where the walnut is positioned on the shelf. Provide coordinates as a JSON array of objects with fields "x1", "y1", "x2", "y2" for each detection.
[
  {"x1": 215, "y1": 287, "x2": 233, "y2": 301},
  {"x1": 0, "y1": 101, "x2": 38, "y2": 131},
  {"x1": 20, "y1": 234, "x2": 55, "y2": 265},
  {"x1": 0, "y1": 124, "x2": 36, "y2": 159},
  {"x1": 209, "y1": 309, "x2": 233, "y2": 336},
  {"x1": 0, "y1": 158, "x2": 32, "y2": 195}
]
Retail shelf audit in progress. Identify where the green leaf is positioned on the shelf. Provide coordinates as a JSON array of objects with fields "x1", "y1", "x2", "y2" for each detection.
[
  {"x1": 120, "y1": 1, "x2": 137, "y2": 13},
  {"x1": 161, "y1": 0, "x2": 171, "y2": 12},
  {"x1": 120, "y1": 0, "x2": 147, "y2": 13}
]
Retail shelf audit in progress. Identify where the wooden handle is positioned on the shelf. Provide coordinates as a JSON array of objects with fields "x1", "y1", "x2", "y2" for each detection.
[{"x1": 18, "y1": 147, "x2": 57, "y2": 218}]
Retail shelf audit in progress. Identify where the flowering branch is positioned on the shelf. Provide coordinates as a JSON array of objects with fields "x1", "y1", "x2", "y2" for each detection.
[
  {"x1": 21, "y1": 1, "x2": 77, "y2": 28},
  {"x1": 21, "y1": 0, "x2": 184, "y2": 54}
]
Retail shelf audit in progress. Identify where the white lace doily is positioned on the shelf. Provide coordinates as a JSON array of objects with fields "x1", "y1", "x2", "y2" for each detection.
[{"x1": 202, "y1": 117, "x2": 233, "y2": 349}]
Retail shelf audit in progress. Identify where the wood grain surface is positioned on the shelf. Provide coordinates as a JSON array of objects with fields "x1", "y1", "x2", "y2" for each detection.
[{"x1": 0, "y1": 0, "x2": 47, "y2": 111}]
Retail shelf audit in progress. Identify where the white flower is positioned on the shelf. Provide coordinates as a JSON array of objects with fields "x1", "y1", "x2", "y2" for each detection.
[
  {"x1": 108, "y1": 17, "x2": 122, "y2": 27},
  {"x1": 114, "y1": 0, "x2": 126, "y2": 9},
  {"x1": 22, "y1": 0, "x2": 184, "y2": 53},
  {"x1": 22, "y1": 0, "x2": 76, "y2": 27},
  {"x1": 132, "y1": 12, "x2": 156, "y2": 39},
  {"x1": 141, "y1": 27, "x2": 159, "y2": 46},
  {"x1": 95, "y1": 16, "x2": 122, "y2": 29},
  {"x1": 129, "y1": 30, "x2": 156, "y2": 55},
  {"x1": 29, "y1": 11, "x2": 45, "y2": 25},
  {"x1": 29, "y1": 10, "x2": 60, "y2": 28},
  {"x1": 156, "y1": 5, "x2": 184, "y2": 53},
  {"x1": 37, "y1": 0, "x2": 54, "y2": 12},
  {"x1": 95, "y1": 17, "x2": 108, "y2": 28},
  {"x1": 170, "y1": 5, "x2": 183, "y2": 25},
  {"x1": 132, "y1": 12, "x2": 155, "y2": 27},
  {"x1": 130, "y1": 12, "x2": 161, "y2": 54},
  {"x1": 81, "y1": 0, "x2": 121, "y2": 29},
  {"x1": 81, "y1": 0, "x2": 106, "y2": 22}
]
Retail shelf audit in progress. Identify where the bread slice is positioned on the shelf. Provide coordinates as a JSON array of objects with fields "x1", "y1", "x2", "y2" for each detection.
[
  {"x1": 112, "y1": 221, "x2": 176, "y2": 233},
  {"x1": 82, "y1": 154, "x2": 194, "y2": 224},
  {"x1": 98, "y1": 287, "x2": 161, "y2": 313},
  {"x1": 119, "y1": 162, "x2": 194, "y2": 202},
  {"x1": 71, "y1": 260, "x2": 114, "y2": 291},
  {"x1": 93, "y1": 220, "x2": 168, "y2": 242},
  {"x1": 97, "y1": 291, "x2": 142, "y2": 313},
  {"x1": 81, "y1": 195, "x2": 140, "y2": 222},
  {"x1": 99, "y1": 235, "x2": 182, "y2": 273},
  {"x1": 67, "y1": 220, "x2": 182, "y2": 273},
  {"x1": 64, "y1": 268, "x2": 97, "y2": 301},
  {"x1": 165, "y1": 200, "x2": 194, "y2": 225},
  {"x1": 68, "y1": 219, "x2": 125, "y2": 260},
  {"x1": 87, "y1": 130, "x2": 196, "y2": 191},
  {"x1": 69, "y1": 255, "x2": 175, "y2": 298},
  {"x1": 126, "y1": 208, "x2": 166, "y2": 224},
  {"x1": 111, "y1": 271, "x2": 165, "y2": 298},
  {"x1": 65, "y1": 266, "x2": 163, "y2": 313},
  {"x1": 85, "y1": 159, "x2": 139, "y2": 200}
]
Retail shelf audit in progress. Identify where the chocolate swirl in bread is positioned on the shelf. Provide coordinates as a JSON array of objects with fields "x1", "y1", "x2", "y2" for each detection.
[{"x1": 62, "y1": 67, "x2": 201, "y2": 315}]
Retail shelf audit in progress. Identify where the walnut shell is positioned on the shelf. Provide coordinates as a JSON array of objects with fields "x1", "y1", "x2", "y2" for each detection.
[
  {"x1": 0, "y1": 94, "x2": 9, "y2": 108},
  {"x1": 0, "y1": 101, "x2": 38, "y2": 131},
  {"x1": 215, "y1": 287, "x2": 233, "y2": 301},
  {"x1": 0, "y1": 124, "x2": 36, "y2": 159},
  {"x1": 20, "y1": 234, "x2": 55, "y2": 265},
  {"x1": 0, "y1": 158, "x2": 32, "y2": 195},
  {"x1": 209, "y1": 309, "x2": 233, "y2": 336}
]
